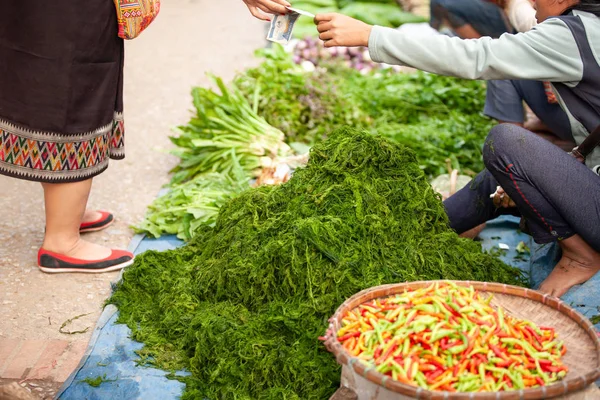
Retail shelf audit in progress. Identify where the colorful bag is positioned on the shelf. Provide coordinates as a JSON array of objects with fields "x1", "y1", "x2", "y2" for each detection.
[{"x1": 113, "y1": 0, "x2": 161, "y2": 40}]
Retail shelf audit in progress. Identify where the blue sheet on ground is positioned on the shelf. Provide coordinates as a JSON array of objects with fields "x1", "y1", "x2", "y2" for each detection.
[{"x1": 57, "y1": 217, "x2": 600, "y2": 399}]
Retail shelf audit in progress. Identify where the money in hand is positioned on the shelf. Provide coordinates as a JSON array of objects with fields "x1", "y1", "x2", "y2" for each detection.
[{"x1": 266, "y1": 13, "x2": 300, "y2": 45}]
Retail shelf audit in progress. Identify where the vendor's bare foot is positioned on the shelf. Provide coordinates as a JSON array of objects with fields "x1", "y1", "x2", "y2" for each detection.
[
  {"x1": 42, "y1": 238, "x2": 112, "y2": 261},
  {"x1": 82, "y1": 210, "x2": 103, "y2": 224},
  {"x1": 538, "y1": 235, "x2": 600, "y2": 298}
]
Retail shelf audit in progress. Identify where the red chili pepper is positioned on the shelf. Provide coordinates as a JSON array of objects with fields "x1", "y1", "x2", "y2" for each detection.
[
  {"x1": 378, "y1": 342, "x2": 398, "y2": 364},
  {"x1": 536, "y1": 376, "x2": 545, "y2": 386},
  {"x1": 440, "y1": 302, "x2": 460, "y2": 317},
  {"x1": 374, "y1": 347, "x2": 382, "y2": 360},
  {"x1": 440, "y1": 337, "x2": 450, "y2": 350},
  {"x1": 495, "y1": 360, "x2": 513, "y2": 368},
  {"x1": 426, "y1": 369, "x2": 444, "y2": 384},
  {"x1": 468, "y1": 315, "x2": 492, "y2": 327},
  {"x1": 490, "y1": 344, "x2": 509, "y2": 361},
  {"x1": 338, "y1": 332, "x2": 361, "y2": 342},
  {"x1": 525, "y1": 326, "x2": 543, "y2": 344},
  {"x1": 494, "y1": 328, "x2": 510, "y2": 338}
]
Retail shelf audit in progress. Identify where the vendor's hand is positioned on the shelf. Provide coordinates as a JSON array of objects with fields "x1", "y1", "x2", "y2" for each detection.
[
  {"x1": 242, "y1": 0, "x2": 290, "y2": 21},
  {"x1": 315, "y1": 13, "x2": 372, "y2": 48},
  {"x1": 493, "y1": 187, "x2": 516, "y2": 208}
]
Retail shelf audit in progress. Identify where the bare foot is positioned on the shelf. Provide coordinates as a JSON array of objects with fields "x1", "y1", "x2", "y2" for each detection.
[
  {"x1": 82, "y1": 210, "x2": 103, "y2": 224},
  {"x1": 42, "y1": 239, "x2": 112, "y2": 261},
  {"x1": 538, "y1": 235, "x2": 600, "y2": 297}
]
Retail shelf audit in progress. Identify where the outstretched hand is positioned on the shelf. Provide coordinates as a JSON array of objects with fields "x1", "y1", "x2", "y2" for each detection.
[
  {"x1": 242, "y1": 0, "x2": 290, "y2": 21},
  {"x1": 314, "y1": 13, "x2": 372, "y2": 48}
]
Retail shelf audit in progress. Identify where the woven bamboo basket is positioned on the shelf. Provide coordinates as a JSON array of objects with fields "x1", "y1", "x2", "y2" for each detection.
[{"x1": 324, "y1": 281, "x2": 600, "y2": 400}]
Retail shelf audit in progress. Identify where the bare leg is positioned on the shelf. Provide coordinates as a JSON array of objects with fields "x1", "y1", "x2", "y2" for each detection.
[
  {"x1": 42, "y1": 179, "x2": 111, "y2": 260},
  {"x1": 538, "y1": 235, "x2": 600, "y2": 297}
]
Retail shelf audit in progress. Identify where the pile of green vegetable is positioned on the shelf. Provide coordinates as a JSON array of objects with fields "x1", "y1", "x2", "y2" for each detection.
[{"x1": 112, "y1": 128, "x2": 524, "y2": 399}]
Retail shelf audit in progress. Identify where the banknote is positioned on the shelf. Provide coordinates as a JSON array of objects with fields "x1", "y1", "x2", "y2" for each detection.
[
  {"x1": 266, "y1": 12, "x2": 300, "y2": 45},
  {"x1": 286, "y1": 7, "x2": 315, "y2": 18}
]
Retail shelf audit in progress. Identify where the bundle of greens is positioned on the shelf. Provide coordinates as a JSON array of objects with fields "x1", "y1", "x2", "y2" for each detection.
[
  {"x1": 133, "y1": 170, "x2": 250, "y2": 241},
  {"x1": 111, "y1": 128, "x2": 524, "y2": 399},
  {"x1": 169, "y1": 75, "x2": 291, "y2": 184}
]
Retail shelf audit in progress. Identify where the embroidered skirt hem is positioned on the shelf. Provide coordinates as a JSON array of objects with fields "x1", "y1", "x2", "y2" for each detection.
[{"x1": 0, "y1": 113, "x2": 125, "y2": 183}]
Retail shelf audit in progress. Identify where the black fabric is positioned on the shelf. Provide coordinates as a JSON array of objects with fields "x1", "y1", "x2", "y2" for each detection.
[
  {"x1": 0, "y1": 1, "x2": 124, "y2": 134},
  {"x1": 578, "y1": 125, "x2": 600, "y2": 158},
  {"x1": 444, "y1": 124, "x2": 600, "y2": 250}
]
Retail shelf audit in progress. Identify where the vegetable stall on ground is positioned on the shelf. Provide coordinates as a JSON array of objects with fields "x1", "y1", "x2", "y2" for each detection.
[{"x1": 118, "y1": 4, "x2": 532, "y2": 397}]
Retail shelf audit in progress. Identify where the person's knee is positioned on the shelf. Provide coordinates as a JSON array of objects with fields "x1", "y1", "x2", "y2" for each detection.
[{"x1": 483, "y1": 124, "x2": 523, "y2": 171}]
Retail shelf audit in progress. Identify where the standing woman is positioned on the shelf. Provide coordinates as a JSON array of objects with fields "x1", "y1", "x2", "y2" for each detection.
[
  {"x1": 314, "y1": 0, "x2": 600, "y2": 297},
  {"x1": 0, "y1": 0, "x2": 290, "y2": 274}
]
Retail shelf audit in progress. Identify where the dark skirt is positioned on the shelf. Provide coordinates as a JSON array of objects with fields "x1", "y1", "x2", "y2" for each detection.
[{"x1": 0, "y1": 1, "x2": 125, "y2": 183}]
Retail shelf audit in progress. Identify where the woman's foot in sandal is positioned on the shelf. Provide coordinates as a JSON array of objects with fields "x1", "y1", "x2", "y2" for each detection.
[
  {"x1": 38, "y1": 239, "x2": 133, "y2": 274},
  {"x1": 538, "y1": 235, "x2": 600, "y2": 298},
  {"x1": 80, "y1": 210, "x2": 114, "y2": 233}
]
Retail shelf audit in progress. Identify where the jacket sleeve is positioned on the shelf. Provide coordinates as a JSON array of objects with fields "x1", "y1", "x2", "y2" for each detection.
[{"x1": 368, "y1": 17, "x2": 583, "y2": 86}]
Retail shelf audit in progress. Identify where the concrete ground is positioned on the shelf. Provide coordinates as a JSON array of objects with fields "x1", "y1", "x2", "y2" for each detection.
[{"x1": 0, "y1": 0, "x2": 265, "y2": 397}]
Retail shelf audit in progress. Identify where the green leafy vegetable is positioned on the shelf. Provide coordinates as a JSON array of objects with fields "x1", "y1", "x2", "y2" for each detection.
[
  {"x1": 134, "y1": 170, "x2": 250, "y2": 241},
  {"x1": 169, "y1": 75, "x2": 291, "y2": 184},
  {"x1": 112, "y1": 128, "x2": 525, "y2": 399}
]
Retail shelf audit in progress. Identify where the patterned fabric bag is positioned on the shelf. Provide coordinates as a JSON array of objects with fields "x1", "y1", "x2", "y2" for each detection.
[{"x1": 113, "y1": 0, "x2": 161, "y2": 40}]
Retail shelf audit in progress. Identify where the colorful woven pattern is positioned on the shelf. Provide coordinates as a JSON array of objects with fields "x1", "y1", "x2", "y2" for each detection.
[
  {"x1": 114, "y1": 0, "x2": 161, "y2": 40},
  {"x1": 0, "y1": 113, "x2": 124, "y2": 183}
]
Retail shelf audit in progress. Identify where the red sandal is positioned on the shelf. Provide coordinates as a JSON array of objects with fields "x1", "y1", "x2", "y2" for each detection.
[
  {"x1": 38, "y1": 248, "x2": 134, "y2": 274},
  {"x1": 80, "y1": 211, "x2": 114, "y2": 233}
]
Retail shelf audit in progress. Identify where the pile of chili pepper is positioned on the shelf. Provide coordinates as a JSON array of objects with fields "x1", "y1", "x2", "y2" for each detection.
[{"x1": 336, "y1": 282, "x2": 568, "y2": 392}]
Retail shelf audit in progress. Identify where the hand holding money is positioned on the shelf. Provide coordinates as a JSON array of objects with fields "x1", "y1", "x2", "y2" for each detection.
[
  {"x1": 243, "y1": 0, "x2": 291, "y2": 21},
  {"x1": 266, "y1": 6, "x2": 314, "y2": 45},
  {"x1": 315, "y1": 13, "x2": 372, "y2": 48}
]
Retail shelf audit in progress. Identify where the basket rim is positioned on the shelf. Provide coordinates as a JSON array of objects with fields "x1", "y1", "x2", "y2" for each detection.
[{"x1": 324, "y1": 280, "x2": 600, "y2": 400}]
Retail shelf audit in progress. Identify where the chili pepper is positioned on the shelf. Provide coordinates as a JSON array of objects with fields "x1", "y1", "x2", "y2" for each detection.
[
  {"x1": 337, "y1": 331, "x2": 361, "y2": 342},
  {"x1": 545, "y1": 365, "x2": 567, "y2": 373},
  {"x1": 426, "y1": 369, "x2": 444, "y2": 384},
  {"x1": 535, "y1": 376, "x2": 545, "y2": 386}
]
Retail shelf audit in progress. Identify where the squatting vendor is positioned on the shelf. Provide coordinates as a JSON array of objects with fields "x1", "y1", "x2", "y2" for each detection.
[{"x1": 314, "y1": 0, "x2": 600, "y2": 297}]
